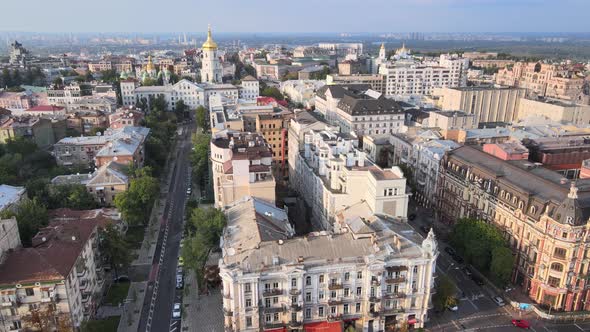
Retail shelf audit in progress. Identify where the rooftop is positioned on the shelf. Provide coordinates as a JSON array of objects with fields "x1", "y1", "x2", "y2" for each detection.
[{"x1": 0, "y1": 185, "x2": 25, "y2": 211}]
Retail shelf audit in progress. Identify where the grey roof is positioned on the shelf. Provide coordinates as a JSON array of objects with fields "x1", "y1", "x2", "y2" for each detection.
[
  {"x1": 0, "y1": 185, "x2": 25, "y2": 210},
  {"x1": 337, "y1": 94, "x2": 404, "y2": 116},
  {"x1": 315, "y1": 84, "x2": 371, "y2": 100}
]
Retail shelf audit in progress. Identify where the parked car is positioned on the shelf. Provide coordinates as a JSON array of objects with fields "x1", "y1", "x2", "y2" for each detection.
[
  {"x1": 176, "y1": 277, "x2": 183, "y2": 289},
  {"x1": 463, "y1": 267, "x2": 473, "y2": 277},
  {"x1": 447, "y1": 303, "x2": 459, "y2": 311},
  {"x1": 504, "y1": 285, "x2": 514, "y2": 292},
  {"x1": 444, "y1": 247, "x2": 456, "y2": 256},
  {"x1": 492, "y1": 296, "x2": 505, "y2": 306},
  {"x1": 172, "y1": 303, "x2": 182, "y2": 319},
  {"x1": 113, "y1": 275, "x2": 130, "y2": 283},
  {"x1": 186, "y1": 188, "x2": 192, "y2": 195},
  {"x1": 511, "y1": 319, "x2": 530, "y2": 329},
  {"x1": 471, "y1": 275, "x2": 484, "y2": 286}
]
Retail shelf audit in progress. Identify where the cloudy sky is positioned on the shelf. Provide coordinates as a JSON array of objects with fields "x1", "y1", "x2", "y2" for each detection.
[{"x1": 1, "y1": 0, "x2": 588, "y2": 33}]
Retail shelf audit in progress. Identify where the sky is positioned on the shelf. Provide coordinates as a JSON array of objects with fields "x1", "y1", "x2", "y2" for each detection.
[{"x1": 1, "y1": 0, "x2": 588, "y2": 33}]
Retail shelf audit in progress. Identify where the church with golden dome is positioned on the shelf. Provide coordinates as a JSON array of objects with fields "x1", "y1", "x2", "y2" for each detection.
[{"x1": 200, "y1": 25, "x2": 222, "y2": 83}]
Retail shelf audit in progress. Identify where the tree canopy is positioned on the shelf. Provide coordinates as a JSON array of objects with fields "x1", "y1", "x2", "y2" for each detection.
[
  {"x1": 195, "y1": 106, "x2": 207, "y2": 129},
  {"x1": 99, "y1": 223, "x2": 132, "y2": 278},
  {"x1": 432, "y1": 275, "x2": 457, "y2": 312},
  {"x1": 114, "y1": 168, "x2": 159, "y2": 226}
]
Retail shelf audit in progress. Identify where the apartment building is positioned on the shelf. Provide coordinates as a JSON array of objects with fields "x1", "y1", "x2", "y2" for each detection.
[
  {"x1": 0, "y1": 92, "x2": 34, "y2": 111},
  {"x1": 0, "y1": 116, "x2": 57, "y2": 148},
  {"x1": 495, "y1": 62, "x2": 585, "y2": 101},
  {"x1": 220, "y1": 196, "x2": 437, "y2": 332},
  {"x1": 108, "y1": 108, "x2": 145, "y2": 129},
  {"x1": 434, "y1": 86, "x2": 526, "y2": 124},
  {"x1": 0, "y1": 214, "x2": 109, "y2": 330},
  {"x1": 280, "y1": 80, "x2": 326, "y2": 107},
  {"x1": 428, "y1": 111, "x2": 478, "y2": 132},
  {"x1": 437, "y1": 145, "x2": 590, "y2": 312},
  {"x1": 326, "y1": 74, "x2": 385, "y2": 94},
  {"x1": 389, "y1": 130, "x2": 459, "y2": 207},
  {"x1": 210, "y1": 131, "x2": 276, "y2": 208},
  {"x1": 256, "y1": 113, "x2": 292, "y2": 165},
  {"x1": 379, "y1": 54, "x2": 469, "y2": 97},
  {"x1": 54, "y1": 126, "x2": 150, "y2": 167},
  {"x1": 315, "y1": 85, "x2": 404, "y2": 136},
  {"x1": 517, "y1": 98, "x2": 590, "y2": 125},
  {"x1": 290, "y1": 125, "x2": 409, "y2": 230},
  {"x1": 47, "y1": 85, "x2": 82, "y2": 106},
  {"x1": 523, "y1": 136, "x2": 590, "y2": 178}
]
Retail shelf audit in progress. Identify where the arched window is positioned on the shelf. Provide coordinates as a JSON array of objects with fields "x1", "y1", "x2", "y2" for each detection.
[
  {"x1": 305, "y1": 276, "x2": 311, "y2": 286},
  {"x1": 512, "y1": 197, "x2": 518, "y2": 205},
  {"x1": 518, "y1": 201, "x2": 524, "y2": 210},
  {"x1": 550, "y1": 262, "x2": 564, "y2": 272},
  {"x1": 530, "y1": 206, "x2": 537, "y2": 214},
  {"x1": 506, "y1": 193, "x2": 511, "y2": 201}
]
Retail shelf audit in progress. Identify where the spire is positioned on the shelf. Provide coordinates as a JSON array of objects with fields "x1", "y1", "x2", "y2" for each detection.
[
  {"x1": 380, "y1": 43, "x2": 385, "y2": 50},
  {"x1": 202, "y1": 24, "x2": 218, "y2": 50}
]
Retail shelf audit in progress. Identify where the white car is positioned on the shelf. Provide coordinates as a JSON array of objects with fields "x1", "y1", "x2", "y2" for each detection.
[
  {"x1": 172, "y1": 303, "x2": 181, "y2": 319},
  {"x1": 448, "y1": 304, "x2": 459, "y2": 311},
  {"x1": 492, "y1": 296, "x2": 505, "y2": 306}
]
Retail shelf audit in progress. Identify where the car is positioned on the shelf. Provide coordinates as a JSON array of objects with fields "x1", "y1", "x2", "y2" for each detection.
[
  {"x1": 447, "y1": 304, "x2": 459, "y2": 311},
  {"x1": 113, "y1": 275, "x2": 130, "y2": 283},
  {"x1": 492, "y1": 296, "x2": 505, "y2": 306},
  {"x1": 504, "y1": 285, "x2": 514, "y2": 292},
  {"x1": 511, "y1": 319, "x2": 530, "y2": 329},
  {"x1": 451, "y1": 254, "x2": 464, "y2": 264},
  {"x1": 186, "y1": 188, "x2": 192, "y2": 195},
  {"x1": 176, "y1": 279, "x2": 183, "y2": 289},
  {"x1": 444, "y1": 247, "x2": 456, "y2": 256},
  {"x1": 177, "y1": 266, "x2": 183, "y2": 274},
  {"x1": 172, "y1": 303, "x2": 181, "y2": 319},
  {"x1": 463, "y1": 267, "x2": 473, "y2": 277},
  {"x1": 471, "y1": 275, "x2": 484, "y2": 286},
  {"x1": 420, "y1": 226, "x2": 431, "y2": 234},
  {"x1": 178, "y1": 256, "x2": 184, "y2": 267}
]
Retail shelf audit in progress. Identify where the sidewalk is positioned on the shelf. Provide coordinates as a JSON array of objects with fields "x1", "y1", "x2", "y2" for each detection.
[
  {"x1": 117, "y1": 282, "x2": 148, "y2": 332},
  {"x1": 181, "y1": 270, "x2": 224, "y2": 332}
]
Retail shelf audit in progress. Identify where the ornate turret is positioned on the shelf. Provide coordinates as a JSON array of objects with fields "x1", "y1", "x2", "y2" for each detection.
[
  {"x1": 145, "y1": 55, "x2": 155, "y2": 72},
  {"x1": 202, "y1": 24, "x2": 218, "y2": 51}
]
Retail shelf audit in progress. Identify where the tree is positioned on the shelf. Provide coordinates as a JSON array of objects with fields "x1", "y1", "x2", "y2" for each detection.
[
  {"x1": 89, "y1": 127, "x2": 106, "y2": 135},
  {"x1": 21, "y1": 304, "x2": 72, "y2": 332},
  {"x1": 13, "y1": 198, "x2": 49, "y2": 247},
  {"x1": 1, "y1": 68, "x2": 12, "y2": 87},
  {"x1": 99, "y1": 223, "x2": 132, "y2": 279},
  {"x1": 52, "y1": 77, "x2": 63, "y2": 88},
  {"x1": 114, "y1": 171, "x2": 159, "y2": 226},
  {"x1": 190, "y1": 133, "x2": 210, "y2": 186},
  {"x1": 67, "y1": 185, "x2": 98, "y2": 210},
  {"x1": 432, "y1": 275, "x2": 457, "y2": 312},
  {"x1": 100, "y1": 69, "x2": 118, "y2": 83},
  {"x1": 260, "y1": 86, "x2": 284, "y2": 100},
  {"x1": 195, "y1": 106, "x2": 207, "y2": 129},
  {"x1": 491, "y1": 246, "x2": 514, "y2": 286},
  {"x1": 450, "y1": 218, "x2": 505, "y2": 272},
  {"x1": 175, "y1": 99, "x2": 188, "y2": 121}
]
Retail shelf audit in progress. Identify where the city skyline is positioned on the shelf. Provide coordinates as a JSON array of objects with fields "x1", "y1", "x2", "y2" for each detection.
[{"x1": 1, "y1": 0, "x2": 589, "y2": 34}]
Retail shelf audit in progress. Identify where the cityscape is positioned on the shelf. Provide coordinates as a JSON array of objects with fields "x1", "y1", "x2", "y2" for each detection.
[{"x1": 1, "y1": 1, "x2": 590, "y2": 332}]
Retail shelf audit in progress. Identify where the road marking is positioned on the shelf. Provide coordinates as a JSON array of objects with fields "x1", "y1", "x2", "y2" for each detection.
[
  {"x1": 463, "y1": 324, "x2": 512, "y2": 331},
  {"x1": 452, "y1": 320, "x2": 460, "y2": 330},
  {"x1": 574, "y1": 323, "x2": 585, "y2": 331},
  {"x1": 458, "y1": 312, "x2": 509, "y2": 321},
  {"x1": 467, "y1": 298, "x2": 479, "y2": 310},
  {"x1": 530, "y1": 327, "x2": 537, "y2": 332}
]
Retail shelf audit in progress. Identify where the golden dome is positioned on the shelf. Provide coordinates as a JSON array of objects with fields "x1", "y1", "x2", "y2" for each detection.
[
  {"x1": 202, "y1": 25, "x2": 218, "y2": 50},
  {"x1": 145, "y1": 54, "x2": 155, "y2": 72}
]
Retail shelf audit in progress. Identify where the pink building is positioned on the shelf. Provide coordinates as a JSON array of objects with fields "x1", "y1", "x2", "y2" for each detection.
[
  {"x1": 0, "y1": 92, "x2": 33, "y2": 110},
  {"x1": 483, "y1": 141, "x2": 529, "y2": 161}
]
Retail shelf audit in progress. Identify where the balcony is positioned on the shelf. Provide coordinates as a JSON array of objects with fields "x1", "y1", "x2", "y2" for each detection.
[
  {"x1": 289, "y1": 321, "x2": 303, "y2": 328},
  {"x1": 369, "y1": 296, "x2": 380, "y2": 302},
  {"x1": 79, "y1": 279, "x2": 89, "y2": 291},
  {"x1": 81, "y1": 292, "x2": 91, "y2": 304},
  {"x1": 343, "y1": 313, "x2": 362, "y2": 320},
  {"x1": 371, "y1": 279, "x2": 380, "y2": 286},
  {"x1": 385, "y1": 276, "x2": 406, "y2": 284},
  {"x1": 384, "y1": 292, "x2": 406, "y2": 299},
  {"x1": 289, "y1": 288, "x2": 301, "y2": 295},
  {"x1": 369, "y1": 311, "x2": 380, "y2": 317},
  {"x1": 290, "y1": 303, "x2": 302, "y2": 311},
  {"x1": 328, "y1": 298, "x2": 343, "y2": 306},
  {"x1": 327, "y1": 314, "x2": 342, "y2": 321},
  {"x1": 264, "y1": 305, "x2": 286, "y2": 314},
  {"x1": 382, "y1": 307, "x2": 405, "y2": 315},
  {"x1": 264, "y1": 322, "x2": 286, "y2": 329},
  {"x1": 263, "y1": 288, "x2": 283, "y2": 297},
  {"x1": 1, "y1": 301, "x2": 14, "y2": 307},
  {"x1": 386, "y1": 266, "x2": 408, "y2": 272},
  {"x1": 328, "y1": 283, "x2": 343, "y2": 290}
]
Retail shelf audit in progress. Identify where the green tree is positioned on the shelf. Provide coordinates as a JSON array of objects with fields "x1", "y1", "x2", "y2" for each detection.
[
  {"x1": 100, "y1": 69, "x2": 118, "y2": 83},
  {"x1": 450, "y1": 218, "x2": 507, "y2": 273},
  {"x1": 1, "y1": 68, "x2": 12, "y2": 87},
  {"x1": 260, "y1": 86, "x2": 284, "y2": 100},
  {"x1": 88, "y1": 127, "x2": 106, "y2": 135},
  {"x1": 432, "y1": 275, "x2": 457, "y2": 312},
  {"x1": 491, "y1": 246, "x2": 514, "y2": 286},
  {"x1": 190, "y1": 133, "x2": 210, "y2": 185},
  {"x1": 12, "y1": 69, "x2": 22, "y2": 86},
  {"x1": 195, "y1": 106, "x2": 207, "y2": 129},
  {"x1": 99, "y1": 223, "x2": 132, "y2": 279},
  {"x1": 67, "y1": 185, "x2": 98, "y2": 210},
  {"x1": 114, "y1": 171, "x2": 159, "y2": 226},
  {"x1": 175, "y1": 99, "x2": 188, "y2": 121},
  {"x1": 13, "y1": 198, "x2": 49, "y2": 246},
  {"x1": 52, "y1": 77, "x2": 63, "y2": 88}
]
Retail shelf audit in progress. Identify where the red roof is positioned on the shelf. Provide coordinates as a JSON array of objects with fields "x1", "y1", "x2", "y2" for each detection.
[{"x1": 26, "y1": 105, "x2": 65, "y2": 112}]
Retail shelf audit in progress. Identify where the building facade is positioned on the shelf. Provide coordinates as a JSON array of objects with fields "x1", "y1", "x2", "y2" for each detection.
[
  {"x1": 437, "y1": 146, "x2": 590, "y2": 312},
  {"x1": 201, "y1": 26, "x2": 223, "y2": 84}
]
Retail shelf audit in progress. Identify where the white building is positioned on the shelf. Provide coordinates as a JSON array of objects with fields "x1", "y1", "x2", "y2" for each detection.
[
  {"x1": 200, "y1": 25, "x2": 223, "y2": 84},
  {"x1": 389, "y1": 130, "x2": 460, "y2": 207},
  {"x1": 210, "y1": 131, "x2": 276, "y2": 209},
  {"x1": 379, "y1": 46, "x2": 469, "y2": 97},
  {"x1": 280, "y1": 80, "x2": 326, "y2": 108},
  {"x1": 289, "y1": 120, "x2": 410, "y2": 230},
  {"x1": 239, "y1": 76, "x2": 259, "y2": 101},
  {"x1": 0, "y1": 185, "x2": 26, "y2": 213},
  {"x1": 219, "y1": 196, "x2": 438, "y2": 332}
]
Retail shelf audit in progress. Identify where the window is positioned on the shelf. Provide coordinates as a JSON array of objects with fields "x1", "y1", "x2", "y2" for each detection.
[
  {"x1": 273, "y1": 282, "x2": 279, "y2": 289},
  {"x1": 344, "y1": 272, "x2": 350, "y2": 281},
  {"x1": 356, "y1": 287, "x2": 362, "y2": 296},
  {"x1": 306, "y1": 276, "x2": 311, "y2": 286},
  {"x1": 344, "y1": 304, "x2": 349, "y2": 314},
  {"x1": 357, "y1": 271, "x2": 363, "y2": 279},
  {"x1": 245, "y1": 298, "x2": 252, "y2": 308},
  {"x1": 265, "y1": 314, "x2": 272, "y2": 323},
  {"x1": 548, "y1": 276, "x2": 561, "y2": 288},
  {"x1": 305, "y1": 308, "x2": 312, "y2": 319},
  {"x1": 554, "y1": 247, "x2": 567, "y2": 259},
  {"x1": 292, "y1": 296, "x2": 297, "y2": 304},
  {"x1": 265, "y1": 283, "x2": 271, "y2": 291},
  {"x1": 344, "y1": 288, "x2": 350, "y2": 297},
  {"x1": 319, "y1": 291, "x2": 324, "y2": 300},
  {"x1": 246, "y1": 316, "x2": 252, "y2": 327},
  {"x1": 550, "y1": 262, "x2": 564, "y2": 272},
  {"x1": 25, "y1": 288, "x2": 34, "y2": 296},
  {"x1": 291, "y1": 278, "x2": 297, "y2": 287},
  {"x1": 273, "y1": 297, "x2": 278, "y2": 304},
  {"x1": 265, "y1": 298, "x2": 271, "y2": 308},
  {"x1": 331, "y1": 291, "x2": 336, "y2": 298},
  {"x1": 244, "y1": 283, "x2": 251, "y2": 293},
  {"x1": 413, "y1": 266, "x2": 418, "y2": 274},
  {"x1": 319, "y1": 275, "x2": 324, "y2": 283},
  {"x1": 318, "y1": 307, "x2": 324, "y2": 317},
  {"x1": 305, "y1": 292, "x2": 311, "y2": 302},
  {"x1": 355, "y1": 303, "x2": 361, "y2": 313},
  {"x1": 273, "y1": 313, "x2": 279, "y2": 321},
  {"x1": 330, "y1": 306, "x2": 336, "y2": 314}
]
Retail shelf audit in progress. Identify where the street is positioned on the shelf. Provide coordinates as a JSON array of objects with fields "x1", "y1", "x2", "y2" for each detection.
[
  {"x1": 137, "y1": 122, "x2": 194, "y2": 332},
  {"x1": 409, "y1": 204, "x2": 590, "y2": 332}
]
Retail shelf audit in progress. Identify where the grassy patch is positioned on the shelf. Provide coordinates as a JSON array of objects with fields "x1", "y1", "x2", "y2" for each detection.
[
  {"x1": 81, "y1": 316, "x2": 120, "y2": 332},
  {"x1": 104, "y1": 282, "x2": 130, "y2": 305},
  {"x1": 125, "y1": 225, "x2": 146, "y2": 249}
]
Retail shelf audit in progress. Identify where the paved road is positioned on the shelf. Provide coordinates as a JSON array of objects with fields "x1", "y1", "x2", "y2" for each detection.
[{"x1": 137, "y1": 123, "x2": 194, "y2": 332}]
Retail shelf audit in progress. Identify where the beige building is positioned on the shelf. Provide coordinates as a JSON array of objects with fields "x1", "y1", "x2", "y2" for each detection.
[
  {"x1": 211, "y1": 131, "x2": 276, "y2": 208},
  {"x1": 429, "y1": 111, "x2": 478, "y2": 131},
  {"x1": 220, "y1": 197, "x2": 438, "y2": 332},
  {"x1": 434, "y1": 86, "x2": 526, "y2": 123},
  {"x1": 495, "y1": 62, "x2": 585, "y2": 101},
  {"x1": 290, "y1": 121, "x2": 410, "y2": 230},
  {"x1": 518, "y1": 98, "x2": 590, "y2": 125},
  {"x1": 0, "y1": 213, "x2": 111, "y2": 330}
]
